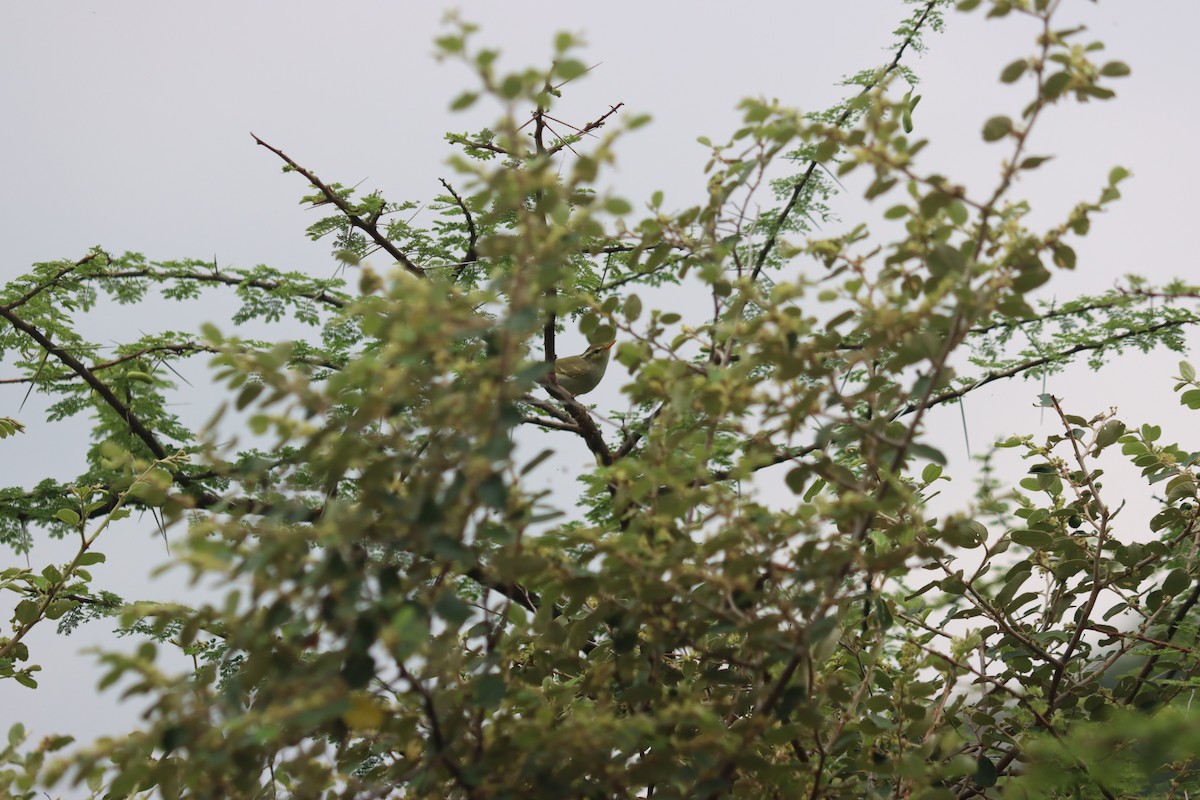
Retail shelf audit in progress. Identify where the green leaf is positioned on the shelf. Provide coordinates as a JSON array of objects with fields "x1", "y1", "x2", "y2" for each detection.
[
  {"x1": 624, "y1": 294, "x2": 642, "y2": 322},
  {"x1": 814, "y1": 138, "x2": 838, "y2": 162},
  {"x1": 434, "y1": 35, "x2": 463, "y2": 54},
  {"x1": 519, "y1": 449, "x2": 555, "y2": 476},
  {"x1": 909, "y1": 443, "x2": 946, "y2": 466},
  {"x1": 435, "y1": 592, "x2": 473, "y2": 627},
  {"x1": 77, "y1": 552, "x2": 106, "y2": 566},
  {"x1": 999, "y1": 59, "x2": 1027, "y2": 83},
  {"x1": 44, "y1": 599, "x2": 73, "y2": 620},
  {"x1": 981, "y1": 115, "x2": 1013, "y2": 142},
  {"x1": 947, "y1": 200, "x2": 968, "y2": 226},
  {"x1": 1163, "y1": 568, "x2": 1190, "y2": 597},
  {"x1": 1011, "y1": 529, "x2": 1052, "y2": 548},
  {"x1": 604, "y1": 197, "x2": 633, "y2": 215},
  {"x1": 864, "y1": 176, "x2": 898, "y2": 199},
  {"x1": 1042, "y1": 71, "x2": 1072, "y2": 99},
  {"x1": 472, "y1": 673, "x2": 507, "y2": 709},
  {"x1": 554, "y1": 59, "x2": 588, "y2": 81},
  {"x1": 54, "y1": 508, "x2": 81, "y2": 526},
  {"x1": 1181, "y1": 361, "x2": 1196, "y2": 382},
  {"x1": 974, "y1": 754, "x2": 998, "y2": 787},
  {"x1": 450, "y1": 92, "x2": 479, "y2": 111},
  {"x1": 1094, "y1": 420, "x2": 1125, "y2": 451},
  {"x1": 1049, "y1": 241, "x2": 1074, "y2": 269},
  {"x1": 554, "y1": 32, "x2": 575, "y2": 52},
  {"x1": 477, "y1": 474, "x2": 507, "y2": 508},
  {"x1": 922, "y1": 464, "x2": 943, "y2": 483},
  {"x1": 927, "y1": 244, "x2": 964, "y2": 278},
  {"x1": 785, "y1": 467, "x2": 809, "y2": 495},
  {"x1": 1100, "y1": 61, "x2": 1131, "y2": 78},
  {"x1": 13, "y1": 599, "x2": 39, "y2": 625},
  {"x1": 236, "y1": 382, "x2": 264, "y2": 410}
]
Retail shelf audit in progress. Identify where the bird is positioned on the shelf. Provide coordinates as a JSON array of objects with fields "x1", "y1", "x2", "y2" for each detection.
[{"x1": 547, "y1": 340, "x2": 615, "y2": 396}]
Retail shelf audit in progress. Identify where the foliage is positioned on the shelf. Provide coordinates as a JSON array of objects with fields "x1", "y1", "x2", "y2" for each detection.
[{"x1": 4, "y1": 1, "x2": 1200, "y2": 797}]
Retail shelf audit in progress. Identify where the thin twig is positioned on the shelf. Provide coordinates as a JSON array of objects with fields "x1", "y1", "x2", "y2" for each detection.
[
  {"x1": 251, "y1": 133, "x2": 423, "y2": 277},
  {"x1": 439, "y1": 178, "x2": 479, "y2": 280},
  {"x1": 0, "y1": 307, "x2": 168, "y2": 460}
]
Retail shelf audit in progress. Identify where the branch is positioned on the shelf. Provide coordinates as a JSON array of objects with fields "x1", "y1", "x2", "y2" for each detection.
[
  {"x1": 2, "y1": 251, "x2": 104, "y2": 312},
  {"x1": 520, "y1": 415, "x2": 577, "y2": 433},
  {"x1": 101, "y1": 267, "x2": 347, "y2": 308},
  {"x1": 445, "y1": 134, "x2": 511, "y2": 158},
  {"x1": 519, "y1": 395, "x2": 574, "y2": 425},
  {"x1": 546, "y1": 103, "x2": 624, "y2": 157},
  {"x1": 0, "y1": 343, "x2": 217, "y2": 385},
  {"x1": 1123, "y1": 573, "x2": 1200, "y2": 704},
  {"x1": 615, "y1": 402, "x2": 666, "y2": 460},
  {"x1": 967, "y1": 297, "x2": 1131, "y2": 337},
  {"x1": 748, "y1": 0, "x2": 940, "y2": 284},
  {"x1": 892, "y1": 316, "x2": 1195, "y2": 421},
  {"x1": 251, "y1": 133, "x2": 424, "y2": 277},
  {"x1": 396, "y1": 662, "x2": 482, "y2": 800},
  {"x1": 699, "y1": 653, "x2": 804, "y2": 800},
  {"x1": 688, "y1": 315, "x2": 1193, "y2": 493},
  {"x1": 0, "y1": 307, "x2": 168, "y2": 460},
  {"x1": 438, "y1": 178, "x2": 479, "y2": 280},
  {"x1": 1045, "y1": 395, "x2": 1110, "y2": 708},
  {"x1": 541, "y1": 383, "x2": 613, "y2": 466}
]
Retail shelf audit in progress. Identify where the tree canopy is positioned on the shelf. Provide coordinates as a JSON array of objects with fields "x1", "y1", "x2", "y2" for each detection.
[{"x1": 6, "y1": 1, "x2": 1200, "y2": 797}]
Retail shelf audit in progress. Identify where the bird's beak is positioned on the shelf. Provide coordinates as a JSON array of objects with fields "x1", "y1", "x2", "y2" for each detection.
[{"x1": 601, "y1": 340, "x2": 616, "y2": 350}]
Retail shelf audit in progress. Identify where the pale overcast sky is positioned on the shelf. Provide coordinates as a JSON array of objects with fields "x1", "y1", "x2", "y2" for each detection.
[{"x1": 3, "y1": 0, "x2": 1200, "y2": 771}]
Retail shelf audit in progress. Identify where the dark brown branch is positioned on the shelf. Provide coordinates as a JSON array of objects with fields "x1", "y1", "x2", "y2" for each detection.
[
  {"x1": 3, "y1": 251, "x2": 104, "y2": 312},
  {"x1": 438, "y1": 178, "x2": 479, "y2": 280},
  {"x1": 541, "y1": 383, "x2": 613, "y2": 466},
  {"x1": 968, "y1": 297, "x2": 1131, "y2": 337},
  {"x1": 543, "y1": 316, "x2": 558, "y2": 373},
  {"x1": 396, "y1": 662, "x2": 482, "y2": 800},
  {"x1": 445, "y1": 134, "x2": 511, "y2": 157},
  {"x1": 520, "y1": 415, "x2": 577, "y2": 433},
  {"x1": 1045, "y1": 395, "x2": 1110, "y2": 708},
  {"x1": 520, "y1": 395, "x2": 574, "y2": 425},
  {"x1": 0, "y1": 307, "x2": 168, "y2": 460},
  {"x1": 891, "y1": 316, "x2": 1195, "y2": 421},
  {"x1": 708, "y1": 443, "x2": 824, "y2": 485},
  {"x1": 1089, "y1": 625, "x2": 1200, "y2": 658},
  {"x1": 1122, "y1": 287, "x2": 1200, "y2": 303},
  {"x1": 1124, "y1": 574, "x2": 1200, "y2": 705},
  {"x1": 699, "y1": 653, "x2": 804, "y2": 800},
  {"x1": 0, "y1": 342, "x2": 343, "y2": 386},
  {"x1": 694, "y1": 316, "x2": 1194, "y2": 492},
  {"x1": 615, "y1": 402, "x2": 666, "y2": 460},
  {"x1": 251, "y1": 133, "x2": 424, "y2": 277},
  {"x1": 546, "y1": 103, "x2": 624, "y2": 157},
  {"x1": 749, "y1": 0, "x2": 940, "y2": 285},
  {"x1": 464, "y1": 566, "x2": 540, "y2": 616},
  {"x1": 0, "y1": 343, "x2": 215, "y2": 385},
  {"x1": 100, "y1": 267, "x2": 347, "y2": 308}
]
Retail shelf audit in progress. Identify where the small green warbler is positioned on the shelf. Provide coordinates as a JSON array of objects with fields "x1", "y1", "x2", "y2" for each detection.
[{"x1": 548, "y1": 340, "x2": 615, "y2": 396}]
